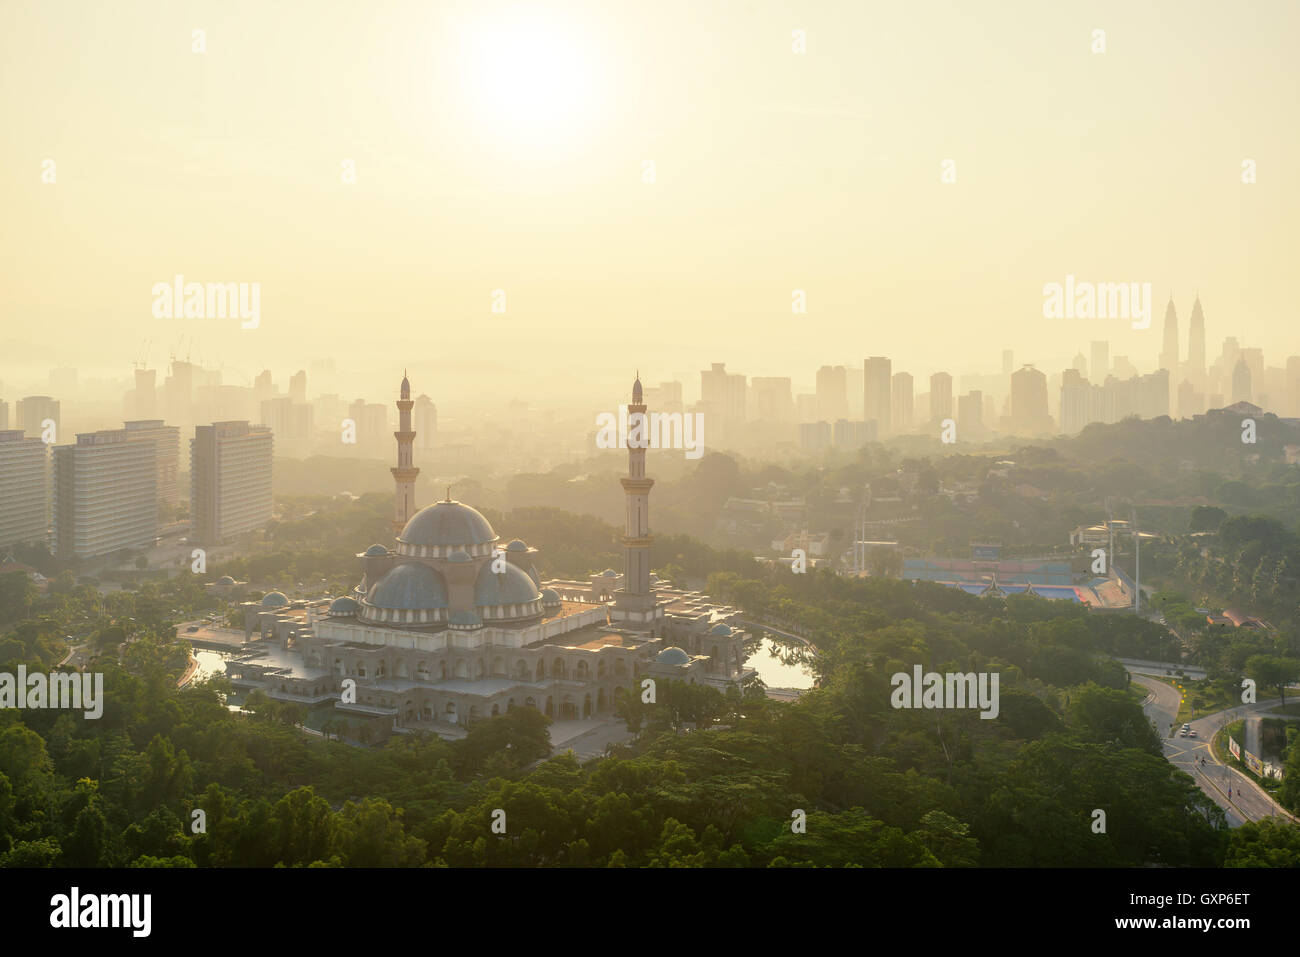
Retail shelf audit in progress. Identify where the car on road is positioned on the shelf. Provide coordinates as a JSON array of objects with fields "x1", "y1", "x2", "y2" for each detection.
[
  {"x1": 1180, "y1": 728, "x2": 1188, "y2": 736},
  {"x1": 1187, "y1": 729, "x2": 1197, "y2": 737}
]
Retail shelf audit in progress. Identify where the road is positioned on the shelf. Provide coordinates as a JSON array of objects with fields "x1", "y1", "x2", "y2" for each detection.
[{"x1": 1131, "y1": 673, "x2": 1294, "y2": 827}]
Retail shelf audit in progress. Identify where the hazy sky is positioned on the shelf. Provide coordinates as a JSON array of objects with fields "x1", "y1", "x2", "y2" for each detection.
[{"x1": 2, "y1": 0, "x2": 1297, "y2": 403}]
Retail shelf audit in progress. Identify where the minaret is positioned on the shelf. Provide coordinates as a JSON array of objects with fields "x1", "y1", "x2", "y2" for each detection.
[
  {"x1": 391, "y1": 371, "x2": 419, "y2": 534},
  {"x1": 613, "y1": 373, "x2": 661, "y2": 627}
]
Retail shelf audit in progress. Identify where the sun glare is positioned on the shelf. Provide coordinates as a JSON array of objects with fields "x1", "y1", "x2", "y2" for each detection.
[{"x1": 457, "y1": 12, "x2": 600, "y2": 150}]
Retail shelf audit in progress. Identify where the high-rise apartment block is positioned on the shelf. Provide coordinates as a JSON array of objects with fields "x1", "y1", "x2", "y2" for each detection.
[
  {"x1": 929, "y1": 372, "x2": 953, "y2": 424},
  {"x1": 53, "y1": 430, "x2": 158, "y2": 560},
  {"x1": 16, "y1": 395, "x2": 60, "y2": 441},
  {"x1": 414, "y1": 395, "x2": 439, "y2": 449},
  {"x1": 864, "y1": 357, "x2": 892, "y2": 435},
  {"x1": 891, "y1": 372, "x2": 914, "y2": 432},
  {"x1": 815, "y1": 365, "x2": 848, "y2": 421},
  {"x1": 0, "y1": 430, "x2": 47, "y2": 549},
  {"x1": 191, "y1": 421, "x2": 273, "y2": 544},
  {"x1": 123, "y1": 420, "x2": 180, "y2": 510}
]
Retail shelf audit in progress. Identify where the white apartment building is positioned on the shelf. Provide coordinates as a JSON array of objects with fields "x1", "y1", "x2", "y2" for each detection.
[
  {"x1": 0, "y1": 430, "x2": 48, "y2": 549},
  {"x1": 53, "y1": 430, "x2": 157, "y2": 559},
  {"x1": 191, "y1": 421, "x2": 273, "y2": 544}
]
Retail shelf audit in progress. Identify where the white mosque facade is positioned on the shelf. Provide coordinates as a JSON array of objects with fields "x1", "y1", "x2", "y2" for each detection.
[{"x1": 232, "y1": 374, "x2": 752, "y2": 735}]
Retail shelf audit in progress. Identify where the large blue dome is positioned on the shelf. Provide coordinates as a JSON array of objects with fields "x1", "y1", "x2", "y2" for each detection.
[
  {"x1": 366, "y1": 562, "x2": 449, "y2": 610},
  {"x1": 656, "y1": 646, "x2": 690, "y2": 665},
  {"x1": 474, "y1": 562, "x2": 542, "y2": 606},
  {"x1": 398, "y1": 500, "x2": 496, "y2": 548}
]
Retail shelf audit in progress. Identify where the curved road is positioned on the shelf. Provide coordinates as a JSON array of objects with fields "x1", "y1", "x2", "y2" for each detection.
[{"x1": 1131, "y1": 673, "x2": 1295, "y2": 828}]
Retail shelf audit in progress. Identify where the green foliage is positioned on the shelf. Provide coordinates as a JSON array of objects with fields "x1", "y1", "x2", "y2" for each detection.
[{"x1": 1225, "y1": 817, "x2": 1300, "y2": 867}]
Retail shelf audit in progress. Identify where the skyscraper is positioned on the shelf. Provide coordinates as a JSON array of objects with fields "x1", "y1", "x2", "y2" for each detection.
[
  {"x1": 0, "y1": 430, "x2": 47, "y2": 549},
  {"x1": 126, "y1": 368, "x2": 158, "y2": 420},
  {"x1": 864, "y1": 357, "x2": 891, "y2": 435},
  {"x1": 891, "y1": 372, "x2": 914, "y2": 432},
  {"x1": 191, "y1": 421, "x2": 273, "y2": 544},
  {"x1": 414, "y1": 394, "x2": 438, "y2": 450},
  {"x1": 957, "y1": 390, "x2": 983, "y2": 438},
  {"x1": 1187, "y1": 296, "x2": 1206, "y2": 383},
  {"x1": 53, "y1": 430, "x2": 157, "y2": 560},
  {"x1": 815, "y1": 365, "x2": 848, "y2": 421},
  {"x1": 1090, "y1": 341, "x2": 1109, "y2": 383},
  {"x1": 347, "y1": 399, "x2": 390, "y2": 456},
  {"x1": 123, "y1": 419, "x2": 181, "y2": 509},
  {"x1": 1010, "y1": 366, "x2": 1052, "y2": 434},
  {"x1": 700, "y1": 363, "x2": 747, "y2": 435},
  {"x1": 1060, "y1": 369, "x2": 1090, "y2": 434},
  {"x1": 929, "y1": 371, "x2": 953, "y2": 424},
  {"x1": 1231, "y1": 359, "x2": 1252, "y2": 404},
  {"x1": 1159, "y1": 297, "x2": 1179, "y2": 372},
  {"x1": 750, "y1": 377, "x2": 795, "y2": 423},
  {"x1": 16, "y1": 395, "x2": 59, "y2": 440}
]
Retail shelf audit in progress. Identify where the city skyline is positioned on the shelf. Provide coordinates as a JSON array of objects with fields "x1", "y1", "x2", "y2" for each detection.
[{"x1": 4, "y1": 290, "x2": 1297, "y2": 452}]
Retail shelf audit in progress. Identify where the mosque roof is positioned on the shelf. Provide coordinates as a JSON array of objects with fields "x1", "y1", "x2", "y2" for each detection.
[{"x1": 399, "y1": 500, "x2": 497, "y2": 548}]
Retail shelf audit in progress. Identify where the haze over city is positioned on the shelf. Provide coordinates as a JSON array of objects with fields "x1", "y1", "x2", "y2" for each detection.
[
  {"x1": 3, "y1": 0, "x2": 1299, "y2": 402},
  {"x1": 5, "y1": 0, "x2": 1300, "y2": 924}
]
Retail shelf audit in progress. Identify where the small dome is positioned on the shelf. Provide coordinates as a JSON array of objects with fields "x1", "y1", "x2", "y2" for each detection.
[
  {"x1": 366, "y1": 563, "x2": 448, "y2": 610},
  {"x1": 475, "y1": 563, "x2": 542, "y2": 606},
  {"x1": 601, "y1": 568, "x2": 618, "y2": 577},
  {"x1": 399, "y1": 500, "x2": 496, "y2": 548},
  {"x1": 261, "y1": 591, "x2": 289, "y2": 607},
  {"x1": 447, "y1": 549, "x2": 472, "y2": 563},
  {"x1": 540, "y1": 587, "x2": 561, "y2": 604},
  {"x1": 506, "y1": 539, "x2": 528, "y2": 552},
  {"x1": 216, "y1": 575, "x2": 235, "y2": 585},
  {"x1": 363, "y1": 544, "x2": 389, "y2": 557},
  {"x1": 328, "y1": 596, "x2": 360, "y2": 616},
  {"x1": 655, "y1": 646, "x2": 690, "y2": 665},
  {"x1": 709, "y1": 623, "x2": 733, "y2": 636}
]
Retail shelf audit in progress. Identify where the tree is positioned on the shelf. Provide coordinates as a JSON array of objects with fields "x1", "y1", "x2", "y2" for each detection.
[
  {"x1": 1246, "y1": 656, "x2": 1300, "y2": 710},
  {"x1": 1189, "y1": 506, "x2": 1227, "y2": 533},
  {"x1": 1226, "y1": 817, "x2": 1300, "y2": 867}
]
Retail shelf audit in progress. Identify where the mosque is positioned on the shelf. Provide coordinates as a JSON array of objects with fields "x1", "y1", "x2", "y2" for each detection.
[{"x1": 231, "y1": 373, "x2": 752, "y2": 736}]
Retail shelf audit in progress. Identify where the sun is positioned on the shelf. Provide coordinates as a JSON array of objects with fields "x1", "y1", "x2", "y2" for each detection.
[{"x1": 456, "y1": 11, "x2": 601, "y2": 150}]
